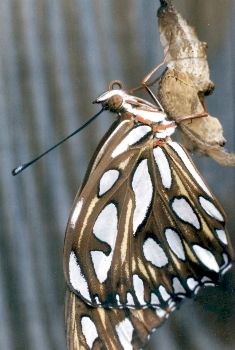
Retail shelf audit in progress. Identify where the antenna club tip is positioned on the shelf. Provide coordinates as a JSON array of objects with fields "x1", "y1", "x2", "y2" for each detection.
[{"x1": 12, "y1": 165, "x2": 23, "y2": 176}]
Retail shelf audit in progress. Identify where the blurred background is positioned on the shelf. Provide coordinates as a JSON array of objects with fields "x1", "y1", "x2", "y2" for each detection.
[{"x1": 0, "y1": 0, "x2": 234, "y2": 349}]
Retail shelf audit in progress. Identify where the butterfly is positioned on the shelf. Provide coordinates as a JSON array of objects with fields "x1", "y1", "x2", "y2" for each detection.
[{"x1": 64, "y1": 82, "x2": 233, "y2": 349}]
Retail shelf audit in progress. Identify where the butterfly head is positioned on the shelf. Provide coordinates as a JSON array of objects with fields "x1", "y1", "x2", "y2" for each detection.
[{"x1": 94, "y1": 89, "x2": 127, "y2": 113}]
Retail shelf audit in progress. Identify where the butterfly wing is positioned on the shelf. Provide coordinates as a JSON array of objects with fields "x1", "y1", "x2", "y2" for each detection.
[
  {"x1": 65, "y1": 290, "x2": 170, "y2": 350},
  {"x1": 64, "y1": 119, "x2": 155, "y2": 307},
  {"x1": 64, "y1": 120, "x2": 233, "y2": 309},
  {"x1": 138, "y1": 141, "x2": 233, "y2": 305}
]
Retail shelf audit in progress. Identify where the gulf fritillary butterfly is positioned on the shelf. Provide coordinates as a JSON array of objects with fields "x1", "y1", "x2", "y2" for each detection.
[{"x1": 64, "y1": 82, "x2": 233, "y2": 349}]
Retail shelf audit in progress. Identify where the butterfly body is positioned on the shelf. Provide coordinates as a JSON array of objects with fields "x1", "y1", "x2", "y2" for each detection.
[{"x1": 64, "y1": 88, "x2": 233, "y2": 313}]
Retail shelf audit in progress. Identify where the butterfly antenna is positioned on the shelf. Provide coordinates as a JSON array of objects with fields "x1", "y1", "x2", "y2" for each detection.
[{"x1": 12, "y1": 108, "x2": 104, "y2": 176}]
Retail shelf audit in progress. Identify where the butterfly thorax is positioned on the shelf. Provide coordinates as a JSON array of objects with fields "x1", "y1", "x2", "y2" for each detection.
[{"x1": 95, "y1": 88, "x2": 176, "y2": 141}]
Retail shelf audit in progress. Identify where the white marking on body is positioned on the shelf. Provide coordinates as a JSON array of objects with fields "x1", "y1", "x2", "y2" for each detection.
[
  {"x1": 172, "y1": 277, "x2": 186, "y2": 294},
  {"x1": 143, "y1": 238, "x2": 168, "y2": 267},
  {"x1": 81, "y1": 316, "x2": 98, "y2": 348},
  {"x1": 70, "y1": 199, "x2": 83, "y2": 228},
  {"x1": 151, "y1": 293, "x2": 160, "y2": 305},
  {"x1": 112, "y1": 125, "x2": 151, "y2": 158},
  {"x1": 115, "y1": 318, "x2": 134, "y2": 350},
  {"x1": 171, "y1": 197, "x2": 200, "y2": 229},
  {"x1": 155, "y1": 121, "x2": 176, "y2": 138},
  {"x1": 99, "y1": 169, "x2": 120, "y2": 196},
  {"x1": 133, "y1": 274, "x2": 145, "y2": 304},
  {"x1": 153, "y1": 147, "x2": 172, "y2": 189},
  {"x1": 132, "y1": 159, "x2": 153, "y2": 234},
  {"x1": 159, "y1": 285, "x2": 171, "y2": 301},
  {"x1": 187, "y1": 277, "x2": 199, "y2": 291},
  {"x1": 193, "y1": 245, "x2": 219, "y2": 272},
  {"x1": 127, "y1": 293, "x2": 135, "y2": 306},
  {"x1": 215, "y1": 229, "x2": 227, "y2": 245},
  {"x1": 199, "y1": 197, "x2": 224, "y2": 222},
  {"x1": 92, "y1": 203, "x2": 118, "y2": 282},
  {"x1": 169, "y1": 142, "x2": 212, "y2": 197},
  {"x1": 165, "y1": 228, "x2": 185, "y2": 260},
  {"x1": 129, "y1": 108, "x2": 166, "y2": 123},
  {"x1": 96, "y1": 89, "x2": 126, "y2": 102},
  {"x1": 69, "y1": 252, "x2": 91, "y2": 301}
]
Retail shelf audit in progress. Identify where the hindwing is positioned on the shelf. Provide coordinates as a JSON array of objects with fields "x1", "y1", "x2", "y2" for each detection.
[{"x1": 65, "y1": 290, "x2": 170, "y2": 350}]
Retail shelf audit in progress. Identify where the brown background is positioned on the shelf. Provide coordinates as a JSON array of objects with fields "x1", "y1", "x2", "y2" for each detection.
[{"x1": 0, "y1": 0, "x2": 234, "y2": 349}]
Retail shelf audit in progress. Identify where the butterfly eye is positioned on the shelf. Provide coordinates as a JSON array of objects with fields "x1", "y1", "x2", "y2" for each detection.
[{"x1": 106, "y1": 94, "x2": 124, "y2": 112}]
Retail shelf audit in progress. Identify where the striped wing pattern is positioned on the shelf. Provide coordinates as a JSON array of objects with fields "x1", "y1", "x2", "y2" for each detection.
[
  {"x1": 64, "y1": 89, "x2": 233, "y2": 349},
  {"x1": 65, "y1": 290, "x2": 169, "y2": 350}
]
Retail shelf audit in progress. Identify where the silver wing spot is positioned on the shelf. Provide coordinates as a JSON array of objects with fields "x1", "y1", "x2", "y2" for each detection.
[{"x1": 132, "y1": 159, "x2": 153, "y2": 235}]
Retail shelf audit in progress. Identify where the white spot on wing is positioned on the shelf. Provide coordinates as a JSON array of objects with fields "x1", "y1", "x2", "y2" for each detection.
[
  {"x1": 90, "y1": 251, "x2": 112, "y2": 283},
  {"x1": 169, "y1": 142, "x2": 212, "y2": 197},
  {"x1": 215, "y1": 229, "x2": 227, "y2": 245},
  {"x1": 193, "y1": 245, "x2": 219, "y2": 272},
  {"x1": 151, "y1": 293, "x2": 160, "y2": 305},
  {"x1": 143, "y1": 238, "x2": 168, "y2": 267},
  {"x1": 127, "y1": 293, "x2": 135, "y2": 306},
  {"x1": 70, "y1": 199, "x2": 83, "y2": 228},
  {"x1": 165, "y1": 228, "x2": 185, "y2": 260},
  {"x1": 221, "y1": 264, "x2": 232, "y2": 275},
  {"x1": 172, "y1": 277, "x2": 186, "y2": 295},
  {"x1": 132, "y1": 159, "x2": 153, "y2": 234},
  {"x1": 99, "y1": 169, "x2": 119, "y2": 196},
  {"x1": 220, "y1": 253, "x2": 229, "y2": 270},
  {"x1": 116, "y1": 294, "x2": 121, "y2": 306},
  {"x1": 112, "y1": 125, "x2": 151, "y2": 158},
  {"x1": 171, "y1": 197, "x2": 200, "y2": 229},
  {"x1": 133, "y1": 274, "x2": 145, "y2": 304},
  {"x1": 81, "y1": 316, "x2": 98, "y2": 348},
  {"x1": 94, "y1": 296, "x2": 101, "y2": 304},
  {"x1": 116, "y1": 318, "x2": 134, "y2": 350},
  {"x1": 199, "y1": 196, "x2": 224, "y2": 222},
  {"x1": 93, "y1": 203, "x2": 118, "y2": 248},
  {"x1": 69, "y1": 252, "x2": 91, "y2": 301},
  {"x1": 201, "y1": 276, "x2": 215, "y2": 287},
  {"x1": 159, "y1": 285, "x2": 171, "y2": 301},
  {"x1": 220, "y1": 253, "x2": 232, "y2": 275},
  {"x1": 155, "y1": 307, "x2": 167, "y2": 318},
  {"x1": 187, "y1": 277, "x2": 199, "y2": 291},
  {"x1": 153, "y1": 147, "x2": 172, "y2": 189},
  {"x1": 92, "y1": 203, "x2": 118, "y2": 282}
]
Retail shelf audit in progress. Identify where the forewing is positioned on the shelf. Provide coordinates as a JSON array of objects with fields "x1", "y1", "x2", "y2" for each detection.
[{"x1": 64, "y1": 119, "x2": 154, "y2": 306}]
